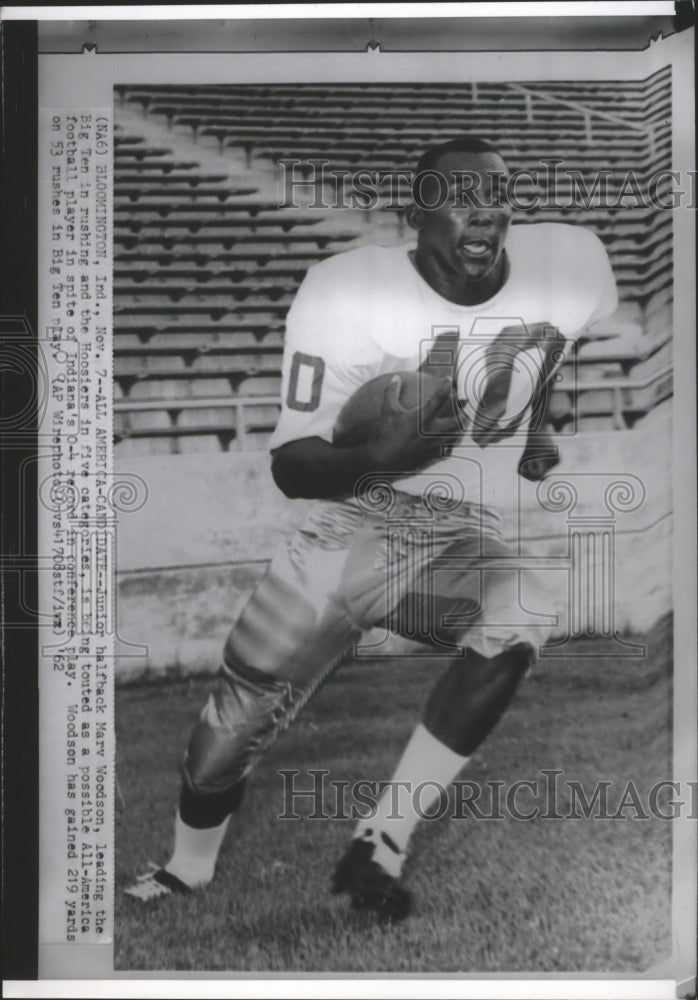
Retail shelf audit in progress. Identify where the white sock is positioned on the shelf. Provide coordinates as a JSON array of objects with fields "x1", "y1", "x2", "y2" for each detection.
[
  {"x1": 165, "y1": 811, "x2": 230, "y2": 888},
  {"x1": 355, "y1": 724, "x2": 469, "y2": 874}
]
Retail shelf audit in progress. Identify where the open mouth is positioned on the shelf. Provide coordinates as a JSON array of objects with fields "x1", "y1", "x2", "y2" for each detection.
[{"x1": 457, "y1": 239, "x2": 492, "y2": 259}]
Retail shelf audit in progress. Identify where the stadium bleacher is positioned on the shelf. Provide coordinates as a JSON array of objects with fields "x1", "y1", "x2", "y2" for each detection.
[{"x1": 114, "y1": 68, "x2": 672, "y2": 455}]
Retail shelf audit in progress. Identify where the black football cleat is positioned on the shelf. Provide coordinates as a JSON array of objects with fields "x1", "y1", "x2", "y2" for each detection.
[
  {"x1": 331, "y1": 835, "x2": 413, "y2": 922},
  {"x1": 124, "y1": 863, "x2": 192, "y2": 902}
]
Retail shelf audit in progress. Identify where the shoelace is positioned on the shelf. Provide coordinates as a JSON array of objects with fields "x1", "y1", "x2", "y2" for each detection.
[
  {"x1": 134, "y1": 861, "x2": 160, "y2": 881},
  {"x1": 358, "y1": 830, "x2": 407, "y2": 878},
  {"x1": 127, "y1": 863, "x2": 171, "y2": 899}
]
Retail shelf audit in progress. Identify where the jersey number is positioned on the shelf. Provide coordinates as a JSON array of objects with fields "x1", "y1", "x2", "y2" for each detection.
[
  {"x1": 467, "y1": 326, "x2": 565, "y2": 448},
  {"x1": 423, "y1": 326, "x2": 564, "y2": 448},
  {"x1": 287, "y1": 352, "x2": 325, "y2": 412}
]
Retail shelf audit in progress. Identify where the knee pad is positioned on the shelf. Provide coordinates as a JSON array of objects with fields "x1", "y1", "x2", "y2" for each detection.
[
  {"x1": 182, "y1": 657, "x2": 304, "y2": 796},
  {"x1": 183, "y1": 579, "x2": 356, "y2": 796}
]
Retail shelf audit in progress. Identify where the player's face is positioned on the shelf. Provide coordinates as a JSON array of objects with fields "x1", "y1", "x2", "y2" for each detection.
[{"x1": 413, "y1": 151, "x2": 512, "y2": 289}]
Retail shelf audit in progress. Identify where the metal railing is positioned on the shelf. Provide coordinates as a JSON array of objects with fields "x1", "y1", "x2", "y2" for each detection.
[
  {"x1": 504, "y1": 82, "x2": 663, "y2": 156},
  {"x1": 567, "y1": 363, "x2": 673, "y2": 429},
  {"x1": 114, "y1": 365, "x2": 673, "y2": 444},
  {"x1": 114, "y1": 394, "x2": 281, "y2": 450}
]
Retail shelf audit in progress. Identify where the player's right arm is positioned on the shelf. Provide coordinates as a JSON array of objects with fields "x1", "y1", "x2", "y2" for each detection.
[
  {"x1": 272, "y1": 376, "x2": 457, "y2": 499},
  {"x1": 268, "y1": 255, "x2": 459, "y2": 499}
]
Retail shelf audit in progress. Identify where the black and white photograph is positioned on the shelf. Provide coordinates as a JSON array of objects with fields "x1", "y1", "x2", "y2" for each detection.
[
  {"x1": 111, "y1": 30, "x2": 689, "y2": 978},
  {"x1": 1, "y1": 5, "x2": 695, "y2": 998}
]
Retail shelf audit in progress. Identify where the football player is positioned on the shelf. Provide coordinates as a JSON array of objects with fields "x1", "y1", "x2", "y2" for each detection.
[{"x1": 126, "y1": 136, "x2": 617, "y2": 919}]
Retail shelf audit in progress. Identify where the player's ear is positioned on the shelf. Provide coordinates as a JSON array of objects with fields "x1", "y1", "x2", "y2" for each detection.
[{"x1": 406, "y1": 203, "x2": 424, "y2": 232}]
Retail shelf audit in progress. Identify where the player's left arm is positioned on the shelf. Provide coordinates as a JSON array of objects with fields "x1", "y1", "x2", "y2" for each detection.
[
  {"x1": 518, "y1": 230, "x2": 619, "y2": 481},
  {"x1": 566, "y1": 228, "x2": 620, "y2": 344}
]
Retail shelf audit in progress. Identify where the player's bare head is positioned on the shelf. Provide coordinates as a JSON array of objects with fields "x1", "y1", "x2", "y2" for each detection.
[
  {"x1": 411, "y1": 136, "x2": 510, "y2": 211},
  {"x1": 408, "y1": 136, "x2": 512, "y2": 290}
]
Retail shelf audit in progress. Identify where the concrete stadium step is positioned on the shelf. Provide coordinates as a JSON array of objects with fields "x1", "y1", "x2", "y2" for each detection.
[
  {"x1": 117, "y1": 77, "x2": 669, "y2": 149},
  {"x1": 227, "y1": 134, "x2": 658, "y2": 158},
  {"x1": 115, "y1": 273, "x2": 299, "y2": 295},
  {"x1": 168, "y1": 102, "x2": 664, "y2": 130},
  {"x1": 115, "y1": 429, "x2": 274, "y2": 456},
  {"x1": 621, "y1": 371, "x2": 673, "y2": 427},
  {"x1": 358, "y1": 152, "x2": 671, "y2": 200},
  {"x1": 114, "y1": 249, "x2": 332, "y2": 269},
  {"x1": 181, "y1": 112, "x2": 630, "y2": 134},
  {"x1": 572, "y1": 414, "x2": 619, "y2": 432},
  {"x1": 575, "y1": 330, "x2": 670, "y2": 374},
  {"x1": 114, "y1": 199, "x2": 283, "y2": 216},
  {"x1": 114, "y1": 184, "x2": 260, "y2": 201},
  {"x1": 114, "y1": 310, "x2": 283, "y2": 338},
  {"x1": 610, "y1": 244, "x2": 672, "y2": 278},
  {"x1": 617, "y1": 287, "x2": 671, "y2": 318},
  {"x1": 560, "y1": 366, "x2": 673, "y2": 429},
  {"x1": 613, "y1": 269, "x2": 672, "y2": 298},
  {"x1": 115, "y1": 374, "x2": 280, "y2": 401},
  {"x1": 114, "y1": 436, "x2": 179, "y2": 457},
  {"x1": 114, "y1": 372, "x2": 281, "y2": 402},
  {"x1": 115, "y1": 420, "x2": 237, "y2": 447},
  {"x1": 115, "y1": 353, "x2": 282, "y2": 377},
  {"x1": 206, "y1": 131, "x2": 656, "y2": 159},
  {"x1": 120, "y1": 404, "x2": 279, "y2": 428},
  {"x1": 245, "y1": 145, "x2": 664, "y2": 174},
  {"x1": 114, "y1": 232, "x2": 359, "y2": 252},
  {"x1": 115, "y1": 167, "x2": 224, "y2": 182},
  {"x1": 114, "y1": 331, "x2": 284, "y2": 354},
  {"x1": 114, "y1": 281, "x2": 298, "y2": 303},
  {"x1": 113, "y1": 260, "x2": 316, "y2": 281},
  {"x1": 115, "y1": 317, "x2": 291, "y2": 338},
  {"x1": 114, "y1": 216, "x2": 324, "y2": 234},
  {"x1": 644, "y1": 286, "x2": 672, "y2": 320},
  {"x1": 124, "y1": 377, "x2": 243, "y2": 400},
  {"x1": 627, "y1": 340, "x2": 673, "y2": 380},
  {"x1": 119, "y1": 84, "x2": 657, "y2": 119},
  {"x1": 120, "y1": 88, "x2": 512, "y2": 114},
  {"x1": 176, "y1": 407, "x2": 237, "y2": 432},
  {"x1": 513, "y1": 89, "x2": 670, "y2": 118},
  {"x1": 113, "y1": 146, "x2": 174, "y2": 160},
  {"x1": 117, "y1": 77, "x2": 663, "y2": 99},
  {"x1": 113, "y1": 134, "x2": 146, "y2": 145},
  {"x1": 114, "y1": 409, "x2": 174, "y2": 434},
  {"x1": 485, "y1": 207, "x2": 671, "y2": 233},
  {"x1": 120, "y1": 375, "x2": 282, "y2": 400},
  {"x1": 616, "y1": 272, "x2": 671, "y2": 305},
  {"x1": 174, "y1": 113, "x2": 658, "y2": 146},
  {"x1": 520, "y1": 73, "x2": 669, "y2": 98},
  {"x1": 113, "y1": 330, "x2": 279, "y2": 357},
  {"x1": 601, "y1": 230, "x2": 672, "y2": 256},
  {"x1": 114, "y1": 295, "x2": 292, "y2": 314},
  {"x1": 195, "y1": 107, "x2": 657, "y2": 131}
]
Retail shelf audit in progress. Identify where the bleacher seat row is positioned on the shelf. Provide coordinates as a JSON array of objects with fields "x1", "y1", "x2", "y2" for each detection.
[{"x1": 113, "y1": 68, "x2": 672, "y2": 456}]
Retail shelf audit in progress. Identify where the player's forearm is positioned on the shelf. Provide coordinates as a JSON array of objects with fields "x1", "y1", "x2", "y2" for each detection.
[{"x1": 271, "y1": 437, "x2": 390, "y2": 500}]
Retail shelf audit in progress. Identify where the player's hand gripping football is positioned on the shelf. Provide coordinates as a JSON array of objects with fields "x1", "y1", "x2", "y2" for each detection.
[{"x1": 367, "y1": 375, "x2": 462, "y2": 473}]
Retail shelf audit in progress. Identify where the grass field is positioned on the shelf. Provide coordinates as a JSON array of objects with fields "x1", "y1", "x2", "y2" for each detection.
[{"x1": 115, "y1": 615, "x2": 673, "y2": 972}]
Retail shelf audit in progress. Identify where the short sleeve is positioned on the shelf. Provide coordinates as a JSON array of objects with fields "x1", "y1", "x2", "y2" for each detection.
[
  {"x1": 584, "y1": 231, "x2": 619, "y2": 328},
  {"x1": 535, "y1": 225, "x2": 619, "y2": 340},
  {"x1": 268, "y1": 257, "x2": 384, "y2": 451}
]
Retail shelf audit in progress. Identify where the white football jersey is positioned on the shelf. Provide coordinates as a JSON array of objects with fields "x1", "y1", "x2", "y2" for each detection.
[{"x1": 269, "y1": 222, "x2": 618, "y2": 508}]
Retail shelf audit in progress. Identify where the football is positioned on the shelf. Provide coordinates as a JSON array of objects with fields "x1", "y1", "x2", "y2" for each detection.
[{"x1": 333, "y1": 370, "x2": 450, "y2": 447}]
